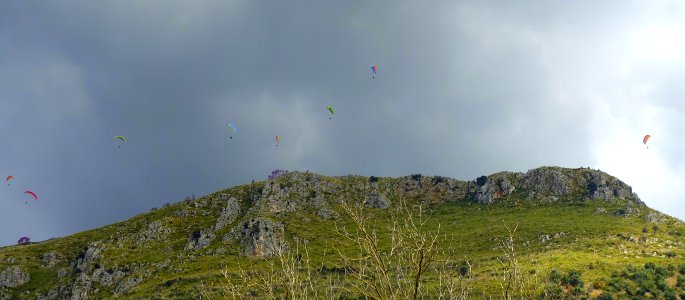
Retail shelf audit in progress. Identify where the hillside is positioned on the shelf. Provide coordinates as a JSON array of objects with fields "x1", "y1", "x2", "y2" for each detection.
[{"x1": 1, "y1": 166, "x2": 684, "y2": 299}]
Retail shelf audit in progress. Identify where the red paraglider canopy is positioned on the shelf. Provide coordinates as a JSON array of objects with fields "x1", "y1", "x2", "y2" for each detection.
[{"x1": 24, "y1": 190, "x2": 38, "y2": 201}]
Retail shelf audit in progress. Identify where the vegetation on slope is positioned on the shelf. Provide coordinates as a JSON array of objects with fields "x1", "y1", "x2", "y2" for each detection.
[{"x1": 0, "y1": 167, "x2": 683, "y2": 299}]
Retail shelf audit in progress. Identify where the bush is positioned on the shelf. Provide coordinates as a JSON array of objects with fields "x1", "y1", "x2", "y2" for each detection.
[
  {"x1": 548, "y1": 269, "x2": 564, "y2": 283},
  {"x1": 432, "y1": 176, "x2": 446, "y2": 184},
  {"x1": 653, "y1": 225, "x2": 660, "y2": 232},
  {"x1": 593, "y1": 280, "x2": 607, "y2": 290},
  {"x1": 664, "y1": 290, "x2": 677, "y2": 300},
  {"x1": 369, "y1": 176, "x2": 379, "y2": 183},
  {"x1": 571, "y1": 286, "x2": 584, "y2": 295},
  {"x1": 457, "y1": 261, "x2": 469, "y2": 276},
  {"x1": 542, "y1": 283, "x2": 564, "y2": 298},
  {"x1": 476, "y1": 175, "x2": 488, "y2": 186},
  {"x1": 642, "y1": 226, "x2": 649, "y2": 233},
  {"x1": 565, "y1": 270, "x2": 583, "y2": 287},
  {"x1": 410, "y1": 174, "x2": 422, "y2": 181},
  {"x1": 679, "y1": 264, "x2": 685, "y2": 275},
  {"x1": 596, "y1": 292, "x2": 614, "y2": 300},
  {"x1": 677, "y1": 275, "x2": 685, "y2": 288}
]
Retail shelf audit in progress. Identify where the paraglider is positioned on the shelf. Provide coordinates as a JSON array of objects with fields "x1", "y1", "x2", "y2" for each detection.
[
  {"x1": 115, "y1": 136, "x2": 127, "y2": 148},
  {"x1": 275, "y1": 134, "x2": 280, "y2": 147},
  {"x1": 17, "y1": 237, "x2": 30, "y2": 245},
  {"x1": 371, "y1": 64, "x2": 377, "y2": 79},
  {"x1": 643, "y1": 134, "x2": 651, "y2": 149},
  {"x1": 6, "y1": 175, "x2": 12, "y2": 186},
  {"x1": 24, "y1": 190, "x2": 37, "y2": 204},
  {"x1": 327, "y1": 105, "x2": 334, "y2": 119},
  {"x1": 228, "y1": 123, "x2": 238, "y2": 139}
]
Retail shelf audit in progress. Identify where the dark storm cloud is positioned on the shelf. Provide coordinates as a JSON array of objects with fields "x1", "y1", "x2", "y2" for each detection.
[{"x1": 1, "y1": 1, "x2": 682, "y2": 246}]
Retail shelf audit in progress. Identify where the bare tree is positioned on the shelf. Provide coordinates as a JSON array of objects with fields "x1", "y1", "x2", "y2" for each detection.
[{"x1": 335, "y1": 196, "x2": 445, "y2": 299}]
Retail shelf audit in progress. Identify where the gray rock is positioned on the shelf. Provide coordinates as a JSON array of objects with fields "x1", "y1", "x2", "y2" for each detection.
[
  {"x1": 57, "y1": 268, "x2": 69, "y2": 279},
  {"x1": 186, "y1": 229, "x2": 216, "y2": 250},
  {"x1": 96, "y1": 268, "x2": 126, "y2": 287},
  {"x1": 215, "y1": 197, "x2": 242, "y2": 230},
  {"x1": 70, "y1": 273, "x2": 92, "y2": 300},
  {"x1": 364, "y1": 193, "x2": 390, "y2": 209},
  {"x1": 114, "y1": 277, "x2": 142, "y2": 296},
  {"x1": 174, "y1": 209, "x2": 191, "y2": 217},
  {"x1": 523, "y1": 168, "x2": 570, "y2": 195},
  {"x1": 238, "y1": 218, "x2": 287, "y2": 258},
  {"x1": 40, "y1": 252, "x2": 62, "y2": 268},
  {"x1": 0, "y1": 266, "x2": 30, "y2": 288},
  {"x1": 616, "y1": 205, "x2": 640, "y2": 217},
  {"x1": 135, "y1": 221, "x2": 172, "y2": 245},
  {"x1": 539, "y1": 234, "x2": 551, "y2": 243},
  {"x1": 315, "y1": 207, "x2": 339, "y2": 220},
  {"x1": 73, "y1": 242, "x2": 102, "y2": 274},
  {"x1": 472, "y1": 172, "x2": 518, "y2": 204},
  {"x1": 645, "y1": 212, "x2": 665, "y2": 223},
  {"x1": 584, "y1": 171, "x2": 639, "y2": 202}
]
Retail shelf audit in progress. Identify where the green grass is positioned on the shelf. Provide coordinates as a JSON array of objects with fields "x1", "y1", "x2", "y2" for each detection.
[{"x1": 1, "y1": 172, "x2": 684, "y2": 299}]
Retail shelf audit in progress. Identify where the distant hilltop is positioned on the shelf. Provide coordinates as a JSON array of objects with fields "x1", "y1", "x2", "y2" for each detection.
[{"x1": 268, "y1": 166, "x2": 643, "y2": 208}]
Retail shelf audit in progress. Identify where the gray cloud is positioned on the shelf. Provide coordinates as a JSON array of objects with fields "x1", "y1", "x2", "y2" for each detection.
[{"x1": 1, "y1": 1, "x2": 683, "y2": 246}]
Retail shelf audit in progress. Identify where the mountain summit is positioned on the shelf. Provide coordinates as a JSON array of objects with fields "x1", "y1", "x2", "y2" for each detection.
[{"x1": 0, "y1": 166, "x2": 682, "y2": 299}]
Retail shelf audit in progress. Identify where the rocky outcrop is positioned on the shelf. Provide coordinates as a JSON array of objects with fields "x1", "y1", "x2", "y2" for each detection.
[
  {"x1": 472, "y1": 172, "x2": 518, "y2": 204},
  {"x1": 645, "y1": 211, "x2": 665, "y2": 223},
  {"x1": 463, "y1": 167, "x2": 643, "y2": 205},
  {"x1": 0, "y1": 266, "x2": 29, "y2": 288},
  {"x1": 40, "y1": 252, "x2": 62, "y2": 268},
  {"x1": 365, "y1": 192, "x2": 390, "y2": 209},
  {"x1": 237, "y1": 218, "x2": 286, "y2": 258},
  {"x1": 186, "y1": 229, "x2": 216, "y2": 250},
  {"x1": 584, "y1": 171, "x2": 636, "y2": 202},
  {"x1": 215, "y1": 197, "x2": 242, "y2": 230},
  {"x1": 135, "y1": 221, "x2": 173, "y2": 246},
  {"x1": 114, "y1": 277, "x2": 142, "y2": 296},
  {"x1": 73, "y1": 242, "x2": 102, "y2": 274}
]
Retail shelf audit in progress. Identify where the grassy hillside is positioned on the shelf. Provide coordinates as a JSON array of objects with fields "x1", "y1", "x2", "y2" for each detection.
[{"x1": 0, "y1": 167, "x2": 684, "y2": 299}]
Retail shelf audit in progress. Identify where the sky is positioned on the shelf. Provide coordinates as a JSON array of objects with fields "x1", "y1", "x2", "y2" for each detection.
[{"x1": 1, "y1": 1, "x2": 684, "y2": 246}]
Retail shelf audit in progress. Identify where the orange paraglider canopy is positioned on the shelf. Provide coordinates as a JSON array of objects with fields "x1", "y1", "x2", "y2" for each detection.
[{"x1": 643, "y1": 134, "x2": 651, "y2": 145}]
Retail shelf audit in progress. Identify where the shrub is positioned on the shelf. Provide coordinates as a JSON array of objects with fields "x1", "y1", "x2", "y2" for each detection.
[
  {"x1": 476, "y1": 175, "x2": 488, "y2": 186},
  {"x1": 432, "y1": 176, "x2": 446, "y2": 184},
  {"x1": 596, "y1": 292, "x2": 614, "y2": 300},
  {"x1": 571, "y1": 286, "x2": 584, "y2": 295},
  {"x1": 542, "y1": 283, "x2": 564, "y2": 298},
  {"x1": 565, "y1": 270, "x2": 583, "y2": 287},
  {"x1": 653, "y1": 225, "x2": 660, "y2": 232},
  {"x1": 548, "y1": 269, "x2": 564, "y2": 283},
  {"x1": 593, "y1": 280, "x2": 607, "y2": 290},
  {"x1": 679, "y1": 264, "x2": 685, "y2": 275},
  {"x1": 410, "y1": 174, "x2": 422, "y2": 181},
  {"x1": 369, "y1": 176, "x2": 379, "y2": 183},
  {"x1": 642, "y1": 226, "x2": 649, "y2": 233},
  {"x1": 457, "y1": 261, "x2": 469, "y2": 276}
]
